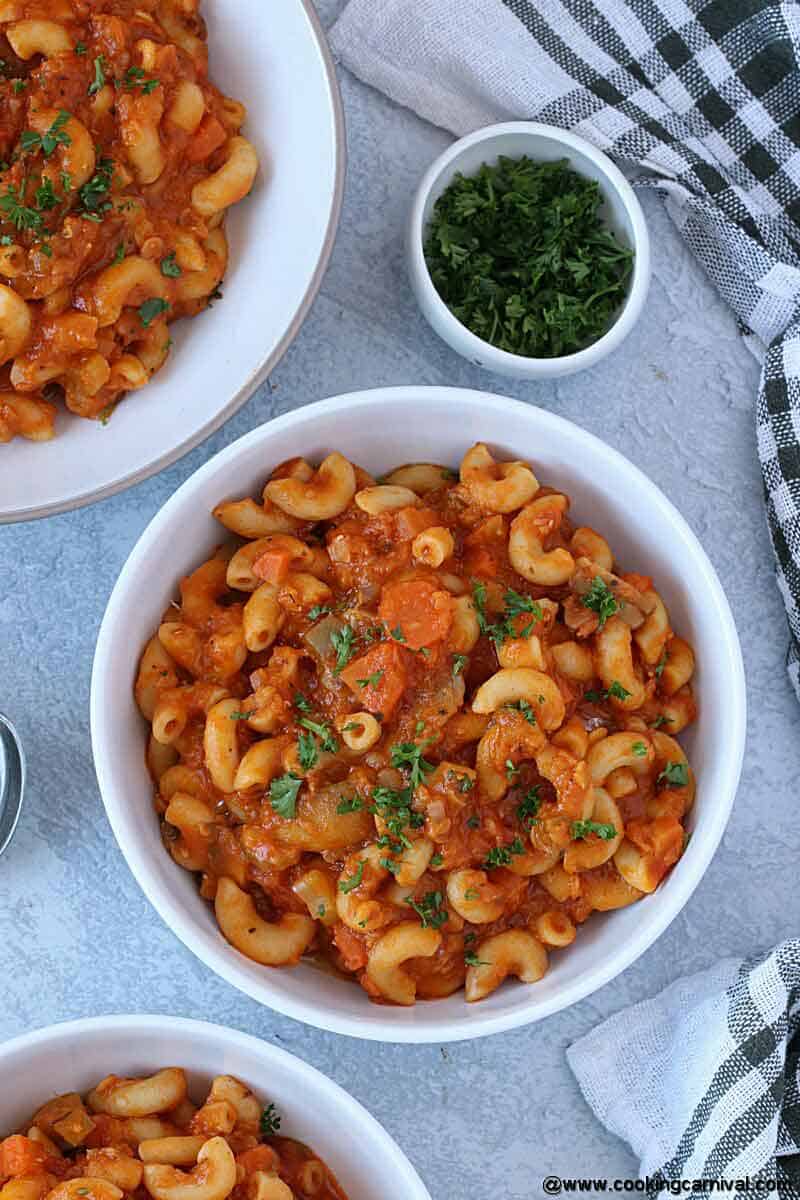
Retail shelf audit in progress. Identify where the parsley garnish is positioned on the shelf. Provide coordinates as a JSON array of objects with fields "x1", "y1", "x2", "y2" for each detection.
[
  {"x1": 571, "y1": 819, "x2": 617, "y2": 840},
  {"x1": 88, "y1": 56, "x2": 105, "y2": 96},
  {"x1": 78, "y1": 158, "x2": 114, "y2": 216},
  {"x1": 406, "y1": 890, "x2": 448, "y2": 929},
  {"x1": 21, "y1": 110, "x2": 72, "y2": 157},
  {"x1": 581, "y1": 577, "x2": 618, "y2": 627},
  {"x1": 465, "y1": 951, "x2": 491, "y2": 967},
  {"x1": 517, "y1": 787, "x2": 541, "y2": 827},
  {"x1": 484, "y1": 837, "x2": 525, "y2": 869},
  {"x1": 357, "y1": 670, "x2": 384, "y2": 688},
  {"x1": 424, "y1": 155, "x2": 633, "y2": 358},
  {"x1": 508, "y1": 698, "x2": 537, "y2": 725},
  {"x1": 308, "y1": 604, "x2": 331, "y2": 621},
  {"x1": 390, "y1": 739, "x2": 435, "y2": 789},
  {"x1": 298, "y1": 715, "x2": 338, "y2": 753},
  {"x1": 430, "y1": 853, "x2": 443, "y2": 867},
  {"x1": 330, "y1": 624, "x2": 356, "y2": 672},
  {"x1": 466, "y1": 815, "x2": 480, "y2": 830},
  {"x1": 452, "y1": 653, "x2": 468, "y2": 676},
  {"x1": 389, "y1": 625, "x2": 406, "y2": 643},
  {"x1": 339, "y1": 860, "x2": 365, "y2": 893},
  {"x1": 632, "y1": 740, "x2": 647, "y2": 757},
  {"x1": 607, "y1": 680, "x2": 631, "y2": 701},
  {"x1": 269, "y1": 773, "x2": 302, "y2": 819},
  {"x1": 12, "y1": 80, "x2": 26, "y2": 95},
  {"x1": 294, "y1": 692, "x2": 312, "y2": 712},
  {"x1": 658, "y1": 761, "x2": 689, "y2": 788},
  {"x1": 34, "y1": 178, "x2": 58, "y2": 211},
  {"x1": 139, "y1": 297, "x2": 169, "y2": 327},
  {"x1": 75, "y1": 41, "x2": 87, "y2": 55},
  {"x1": 505, "y1": 759, "x2": 520, "y2": 780},
  {"x1": 228, "y1": 710, "x2": 254, "y2": 721},
  {"x1": 336, "y1": 796, "x2": 363, "y2": 814},
  {"x1": 0, "y1": 185, "x2": 42, "y2": 232},
  {"x1": 655, "y1": 650, "x2": 669, "y2": 679},
  {"x1": 473, "y1": 582, "x2": 543, "y2": 645},
  {"x1": 651, "y1": 714, "x2": 673, "y2": 729},
  {"x1": 260, "y1": 1104, "x2": 281, "y2": 1136},
  {"x1": 371, "y1": 785, "x2": 423, "y2": 850},
  {"x1": 161, "y1": 251, "x2": 182, "y2": 278},
  {"x1": 297, "y1": 730, "x2": 318, "y2": 770}
]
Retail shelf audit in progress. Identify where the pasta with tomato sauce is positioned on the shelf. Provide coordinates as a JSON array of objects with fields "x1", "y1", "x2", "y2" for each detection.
[
  {"x1": 0, "y1": 1069, "x2": 347, "y2": 1200},
  {"x1": 0, "y1": 0, "x2": 258, "y2": 443},
  {"x1": 135, "y1": 443, "x2": 698, "y2": 1006}
]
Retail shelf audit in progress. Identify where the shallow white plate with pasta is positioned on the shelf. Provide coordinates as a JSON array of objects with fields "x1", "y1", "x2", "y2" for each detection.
[
  {"x1": 0, "y1": 1015, "x2": 432, "y2": 1200},
  {"x1": 91, "y1": 386, "x2": 747, "y2": 1042},
  {"x1": 0, "y1": 0, "x2": 344, "y2": 522}
]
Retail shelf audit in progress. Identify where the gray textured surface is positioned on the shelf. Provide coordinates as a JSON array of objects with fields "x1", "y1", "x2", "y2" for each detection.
[{"x1": 1, "y1": 3, "x2": 798, "y2": 1196}]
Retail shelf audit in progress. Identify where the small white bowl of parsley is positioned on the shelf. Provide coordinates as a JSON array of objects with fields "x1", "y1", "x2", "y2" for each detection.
[{"x1": 408, "y1": 121, "x2": 650, "y2": 378}]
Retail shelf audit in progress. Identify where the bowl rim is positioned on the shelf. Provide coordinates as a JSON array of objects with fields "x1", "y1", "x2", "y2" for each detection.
[
  {"x1": 91, "y1": 385, "x2": 746, "y2": 1043},
  {"x1": 407, "y1": 120, "x2": 651, "y2": 371},
  {"x1": 7, "y1": 0, "x2": 346, "y2": 526},
  {"x1": 0, "y1": 1014, "x2": 432, "y2": 1199}
]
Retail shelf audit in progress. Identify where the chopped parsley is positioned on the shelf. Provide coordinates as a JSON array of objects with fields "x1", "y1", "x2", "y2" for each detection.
[
  {"x1": 581, "y1": 576, "x2": 618, "y2": 627},
  {"x1": 484, "y1": 837, "x2": 525, "y2": 869},
  {"x1": 465, "y1": 951, "x2": 490, "y2": 967},
  {"x1": 389, "y1": 625, "x2": 406, "y2": 643},
  {"x1": 424, "y1": 155, "x2": 633, "y2": 358},
  {"x1": 390, "y1": 739, "x2": 435, "y2": 789},
  {"x1": 298, "y1": 715, "x2": 338, "y2": 754},
  {"x1": 75, "y1": 41, "x2": 87, "y2": 55},
  {"x1": 21, "y1": 110, "x2": 72, "y2": 157},
  {"x1": 297, "y1": 730, "x2": 318, "y2": 770},
  {"x1": 658, "y1": 761, "x2": 689, "y2": 788},
  {"x1": 269, "y1": 772, "x2": 302, "y2": 819},
  {"x1": 161, "y1": 251, "x2": 182, "y2": 278},
  {"x1": 584, "y1": 681, "x2": 631, "y2": 703},
  {"x1": 517, "y1": 786, "x2": 541, "y2": 827},
  {"x1": 77, "y1": 158, "x2": 114, "y2": 217},
  {"x1": 632, "y1": 740, "x2": 647, "y2": 757},
  {"x1": 371, "y1": 785, "x2": 424, "y2": 851},
  {"x1": 463, "y1": 887, "x2": 479, "y2": 901},
  {"x1": 112, "y1": 242, "x2": 126, "y2": 265},
  {"x1": 330, "y1": 624, "x2": 357, "y2": 673},
  {"x1": 571, "y1": 819, "x2": 617, "y2": 841},
  {"x1": 138, "y1": 297, "x2": 170, "y2": 327},
  {"x1": 447, "y1": 769, "x2": 474, "y2": 793},
  {"x1": 308, "y1": 604, "x2": 331, "y2": 621},
  {"x1": 430, "y1": 853, "x2": 444, "y2": 867},
  {"x1": 338, "y1": 860, "x2": 365, "y2": 893},
  {"x1": 11, "y1": 80, "x2": 26, "y2": 95},
  {"x1": 465, "y1": 815, "x2": 480, "y2": 830},
  {"x1": 655, "y1": 650, "x2": 669, "y2": 679},
  {"x1": 294, "y1": 692, "x2": 312, "y2": 712},
  {"x1": 651, "y1": 714, "x2": 673, "y2": 729},
  {"x1": 452, "y1": 653, "x2": 468, "y2": 676},
  {"x1": 336, "y1": 796, "x2": 363, "y2": 814},
  {"x1": 473, "y1": 582, "x2": 543, "y2": 644},
  {"x1": 88, "y1": 55, "x2": 106, "y2": 96},
  {"x1": 228, "y1": 710, "x2": 254, "y2": 721},
  {"x1": 0, "y1": 185, "x2": 43, "y2": 232},
  {"x1": 260, "y1": 1104, "x2": 281, "y2": 1137},
  {"x1": 406, "y1": 890, "x2": 448, "y2": 929},
  {"x1": 505, "y1": 759, "x2": 520, "y2": 780},
  {"x1": 34, "y1": 178, "x2": 58, "y2": 211},
  {"x1": 508, "y1": 698, "x2": 536, "y2": 725},
  {"x1": 357, "y1": 670, "x2": 384, "y2": 689}
]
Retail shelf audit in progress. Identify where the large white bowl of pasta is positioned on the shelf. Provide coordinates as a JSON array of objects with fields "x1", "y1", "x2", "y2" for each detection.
[
  {"x1": 0, "y1": 1014, "x2": 431, "y2": 1200},
  {"x1": 91, "y1": 386, "x2": 746, "y2": 1042},
  {"x1": 0, "y1": 0, "x2": 344, "y2": 521}
]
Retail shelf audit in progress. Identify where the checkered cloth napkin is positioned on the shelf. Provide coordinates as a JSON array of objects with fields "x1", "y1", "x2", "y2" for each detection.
[
  {"x1": 330, "y1": 0, "x2": 800, "y2": 701},
  {"x1": 566, "y1": 941, "x2": 800, "y2": 1191}
]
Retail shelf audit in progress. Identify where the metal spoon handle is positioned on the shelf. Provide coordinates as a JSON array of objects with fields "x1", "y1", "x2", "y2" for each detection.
[{"x1": 0, "y1": 714, "x2": 25, "y2": 857}]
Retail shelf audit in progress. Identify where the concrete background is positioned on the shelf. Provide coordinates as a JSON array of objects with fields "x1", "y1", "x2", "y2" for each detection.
[{"x1": 1, "y1": 2, "x2": 797, "y2": 1195}]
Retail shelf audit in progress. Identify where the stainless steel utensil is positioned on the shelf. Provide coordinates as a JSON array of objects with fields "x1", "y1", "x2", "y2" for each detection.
[{"x1": 0, "y1": 714, "x2": 24, "y2": 857}]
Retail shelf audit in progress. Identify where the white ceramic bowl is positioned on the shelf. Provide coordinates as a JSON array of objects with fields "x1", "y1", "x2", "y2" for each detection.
[
  {"x1": 407, "y1": 122, "x2": 650, "y2": 379},
  {"x1": 91, "y1": 386, "x2": 745, "y2": 1043},
  {"x1": 0, "y1": 1015, "x2": 431, "y2": 1200},
  {"x1": 0, "y1": 0, "x2": 345, "y2": 524}
]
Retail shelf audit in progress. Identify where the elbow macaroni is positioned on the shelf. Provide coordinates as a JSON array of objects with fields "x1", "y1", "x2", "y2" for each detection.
[
  {"x1": 0, "y1": 0, "x2": 258, "y2": 443},
  {"x1": 134, "y1": 443, "x2": 698, "y2": 1006},
  {"x1": 2, "y1": 1072, "x2": 347, "y2": 1200}
]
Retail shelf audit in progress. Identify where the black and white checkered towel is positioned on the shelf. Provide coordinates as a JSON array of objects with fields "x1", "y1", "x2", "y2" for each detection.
[
  {"x1": 566, "y1": 941, "x2": 800, "y2": 1191},
  {"x1": 330, "y1": 0, "x2": 800, "y2": 701}
]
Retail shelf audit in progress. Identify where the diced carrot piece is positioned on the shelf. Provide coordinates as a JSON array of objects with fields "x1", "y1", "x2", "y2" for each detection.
[
  {"x1": 185, "y1": 115, "x2": 227, "y2": 164},
  {"x1": 378, "y1": 579, "x2": 453, "y2": 650},
  {"x1": 340, "y1": 640, "x2": 408, "y2": 719},
  {"x1": 237, "y1": 1146, "x2": 279, "y2": 1175},
  {"x1": 394, "y1": 506, "x2": 440, "y2": 541},
  {"x1": 252, "y1": 548, "x2": 292, "y2": 584},
  {"x1": 0, "y1": 1136, "x2": 48, "y2": 1178},
  {"x1": 622, "y1": 572, "x2": 653, "y2": 594}
]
